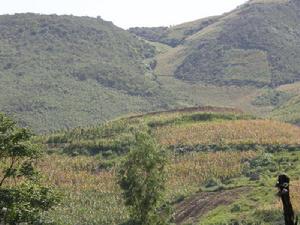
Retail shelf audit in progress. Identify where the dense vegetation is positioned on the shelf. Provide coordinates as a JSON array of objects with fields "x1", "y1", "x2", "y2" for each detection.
[
  {"x1": 129, "y1": 0, "x2": 300, "y2": 126},
  {"x1": 0, "y1": 13, "x2": 175, "y2": 133},
  {"x1": 118, "y1": 133, "x2": 170, "y2": 225},
  {"x1": 0, "y1": 14, "x2": 157, "y2": 94},
  {"x1": 40, "y1": 107, "x2": 300, "y2": 156}
]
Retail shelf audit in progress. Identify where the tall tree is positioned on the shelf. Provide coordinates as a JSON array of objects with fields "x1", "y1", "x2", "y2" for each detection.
[{"x1": 118, "y1": 133, "x2": 170, "y2": 225}]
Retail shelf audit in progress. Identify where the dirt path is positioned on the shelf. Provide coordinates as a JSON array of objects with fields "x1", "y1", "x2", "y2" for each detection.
[{"x1": 174, "y1": 187, "x2": 251, "y2": 225}]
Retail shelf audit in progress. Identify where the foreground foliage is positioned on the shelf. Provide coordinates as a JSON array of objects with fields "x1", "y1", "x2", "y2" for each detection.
[{"x1": 0, "y1": 113, "x2": 59, "y2": 224}]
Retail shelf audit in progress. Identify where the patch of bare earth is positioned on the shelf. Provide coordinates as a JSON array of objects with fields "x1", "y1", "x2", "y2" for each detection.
[{"x1": 174, "y1": 187, "x2": 251, "y2": 225}]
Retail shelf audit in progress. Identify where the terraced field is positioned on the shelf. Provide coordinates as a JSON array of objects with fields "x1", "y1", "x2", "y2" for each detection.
[{"x1": 36, "y1": 107, "x2": 300, "y2": 225}]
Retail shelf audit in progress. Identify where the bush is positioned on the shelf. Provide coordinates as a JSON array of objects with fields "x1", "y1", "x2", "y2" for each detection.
[{"x1": 231, "y1": 204, "x2": 242, "y2": 213}]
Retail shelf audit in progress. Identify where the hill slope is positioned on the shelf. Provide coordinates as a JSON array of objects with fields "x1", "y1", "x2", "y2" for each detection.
[
  {"x1": 3, "y1": 0, "x2": 300, "y2": 132},
  {"x1": 131, "y1": 0, "x2": 300, "y2": 87},
  {"x1": 128, "y1": 0, "x2": 300, "y2": 124},
  {"x1": 37, "y1": 107, "x2": 300, "y2": 225},
  {"x1": 269, "y1": 82, "x2": 300, "y2": 124},
  {"x1": 0, "y1": 13, "x2": 171, "y2": 133},
  {"x1": 41, "y1": 106, "x2": 300, "y2": 155}
]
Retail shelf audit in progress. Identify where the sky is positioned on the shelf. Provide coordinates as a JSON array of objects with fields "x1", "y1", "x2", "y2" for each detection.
[{"x1": 0, "y1": 0, "x2": 248, "y2": 29}]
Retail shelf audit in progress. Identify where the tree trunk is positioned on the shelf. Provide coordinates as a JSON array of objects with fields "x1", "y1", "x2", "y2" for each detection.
[{"x1": 276, "y1": 175, "x2": 298, "y2": 225}]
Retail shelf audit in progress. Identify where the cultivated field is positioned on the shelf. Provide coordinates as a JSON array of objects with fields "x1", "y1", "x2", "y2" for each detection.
[{"x1": 35, "y1": 107, "x2": 300, "y2": 224}]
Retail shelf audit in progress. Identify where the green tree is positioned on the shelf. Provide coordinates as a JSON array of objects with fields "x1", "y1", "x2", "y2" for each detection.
[
  {"x1": 118, "y1": 133, "x2": 170, "y2": 225},
  {"x1": 0, "y1": 113, "x2": 59, "y2": 224}
]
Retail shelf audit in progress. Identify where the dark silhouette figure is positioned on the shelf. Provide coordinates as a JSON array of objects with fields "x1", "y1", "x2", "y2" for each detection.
[{"x1": 276, "y1": 175, "x2": 298, "y2": 225}]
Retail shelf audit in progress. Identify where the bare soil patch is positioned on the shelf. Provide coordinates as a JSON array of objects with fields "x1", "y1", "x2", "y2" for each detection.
[{"x1": 174, "y1": 187, "x2": 251, "y2": 224}]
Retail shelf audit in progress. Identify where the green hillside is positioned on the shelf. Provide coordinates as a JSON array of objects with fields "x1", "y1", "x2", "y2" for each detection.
[
  {"x1": 128, "y1": 0, "x2": 300, "y2": 125},
  {"x1": 34, "y1": 107, "x2": 300, "y2": 225},
  {"x1": 2, "y1": 0, "x2": 300, "y2": 133},
  {"x1": 268, "y1": 82, "x2": 300, "y2": 124},
  {"x1": 132, "y1": 0, "x2": 300, "y2": 87},
  {"x1": 0, "y1": 13, "x2": 171, "y2": 133},
  {"x1": 0, "y1": 13, "x2": 269, "y2": 134}
]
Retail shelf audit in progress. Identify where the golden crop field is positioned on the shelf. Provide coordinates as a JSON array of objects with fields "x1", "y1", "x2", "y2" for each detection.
[
  {"x1": 38, "y1": 151, "x2": 256, "y2": 225},
  {"x1": 291, "y1": 180, "x2": 300, "y2": 212},
  {"x1": 155, "y1": 120, "x2": 300, "y2": 146},
  {"x1": 32, "y1": 108, "x2": 300, "y2": 224},
  {"x1": 165, "y1": 151, "x2": 256, "y2": 199}
]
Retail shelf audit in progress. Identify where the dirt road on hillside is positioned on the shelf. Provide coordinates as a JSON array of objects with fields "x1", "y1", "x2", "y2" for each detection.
[{"x1": 174, "y1": 187, "x2": 251, "y2": 224}]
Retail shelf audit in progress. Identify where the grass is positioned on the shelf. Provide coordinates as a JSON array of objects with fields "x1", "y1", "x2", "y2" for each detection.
[
  {"x1": 4, "y1": 0, "x2": 300, "y2": 132},
  {"x1": 270, "y1": 95, "x2": 300, "y2": 125},
  {"x1": 132, "y1": 0, "x2": 300, "y2": 88},
  {"x1": 129, "y1": 16, "x2": 220, "y2": 48},
  {"x1": 129, "y1": 0, "x2": 300, "y2": 125},
  {"x1": 252, "y1": 88, "x2": 293, "y2": 108},
  {"x1": 38, "y1": 155, "x2": 127, "y2": 225},
  {"x1": 266, "y1": 81, "x2": 300, "y2": 124},
  {"x1": 37, "y1": 145, "x2": 300, "y2": 225},
  {"x1": 198, "y1": 150, "x2": 300, "y2": 225},
  {"x1": 2, "y1": 1, "x2": 300, "y2": 223}
]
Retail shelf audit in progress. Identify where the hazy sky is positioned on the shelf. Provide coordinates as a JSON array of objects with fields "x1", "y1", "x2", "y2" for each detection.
[{"x1": 0, "y1": 0, "x2": 248, "y2": 29}]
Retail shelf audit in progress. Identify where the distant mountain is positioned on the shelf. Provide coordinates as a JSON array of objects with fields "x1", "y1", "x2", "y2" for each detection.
[
  {"x1": 131, "y1": 0, "x2": 300, "y2": 87},
  {"x1": 0, "y1": 14, "x2": 172, "y2": 133},
  {"x1": 129, "y1": 0, "x2": 300, "y2": 124},
  {"x1": 129, "y1": 16, "x2": 220, "y2": 48}
]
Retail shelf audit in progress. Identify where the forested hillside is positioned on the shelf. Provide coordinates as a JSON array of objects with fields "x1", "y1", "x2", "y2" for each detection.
[{"x1": 0, "y1": 14, "x2": 169, "y2": 133}]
